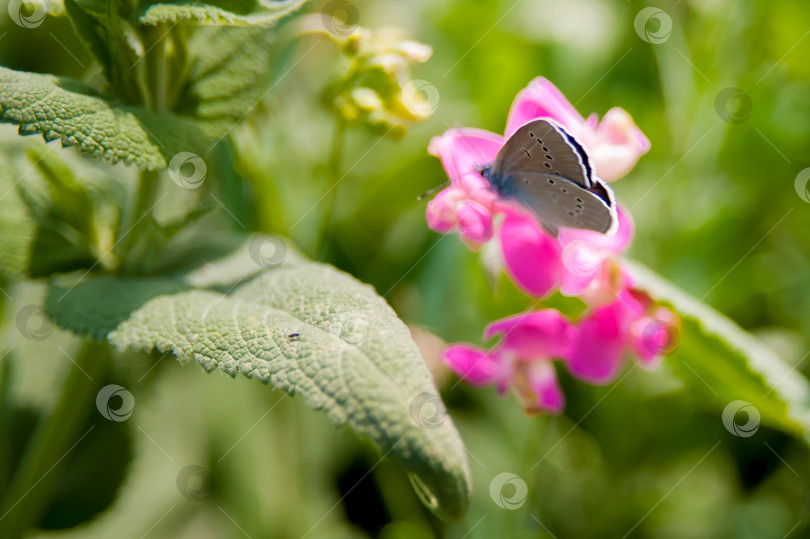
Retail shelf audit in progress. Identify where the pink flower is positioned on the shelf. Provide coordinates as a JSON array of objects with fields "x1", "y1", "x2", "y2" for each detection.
[
  {"x1": 504, "y1": 78, "x2": 650, "y2": 182},
  {"x1": 426, "y1": 77, "x2": 650, "y2": 294},
  {"x1": 558, "y1": 206, "x2": 634, "y2": 305},
  {"x1": 498, "y1": 208, "x2": 564, "y2": 297},
  {"x1": 442, "y1": 310, "x2": 576, "y2": 414},
  {"x1": 425, "y1": 128, "x2": 502, "y2": 246},
  {"x1": 566, "y1": 289, "x2": 678, "y2": 385},
  {"x1": 427, "y1": 77, "x2": 675, "y2": 414},
  {"x1": 588, "y1": 108, "x2": 653, "y2": 182}
]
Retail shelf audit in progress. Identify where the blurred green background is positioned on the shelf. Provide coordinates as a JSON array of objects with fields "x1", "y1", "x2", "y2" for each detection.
[{"x1": 2, "y1": 0, "x2": 810, "y2": 537}]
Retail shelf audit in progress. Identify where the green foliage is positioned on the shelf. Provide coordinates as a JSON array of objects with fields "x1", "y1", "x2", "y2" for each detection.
[
  {"x1": 0, "y1": 66, "x2": 213, "y2": 168},
  {"x1": 46, "y1": 235, "x2": 471, "y2": 520},
  {"x1": 629, "y1": 261, "x2": 810, "y2": 440},
  {"x1": 0, "y1": 138, "x2": 122, "y2": 278},
  {"x1": 177, "y1": 27, "x2": 274, "y2": 122},
  {"x1": 2, "y1": 0, "x2": 809, "y2": 536},
  {"x1": 320, "y1": 28, "x2": 435, "y2": 138},
  {"x1": 137, "y1": 0, "x2": 306, "y2": 26}
]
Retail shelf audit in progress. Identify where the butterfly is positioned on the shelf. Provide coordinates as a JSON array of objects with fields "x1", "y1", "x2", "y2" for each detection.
[{"x1": 478, "y1": 118, "x2": 617, "y2": 237}]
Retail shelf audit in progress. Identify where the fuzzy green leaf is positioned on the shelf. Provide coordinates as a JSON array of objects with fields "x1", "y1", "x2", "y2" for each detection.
[
  {"x1": 46, "y1": 236, "x2": 471, "y2": 520},
  {"x1": 137, "y1": 0, "x2": 305, "y2": 26},
  {"x1": 0, "y1": 67, "x2": 220, "y2": 169},
  {"x1": 176, "y1": 27, "x2": 272, "y2": 122},
  {"x1": 627, "y1": 261, "x2": 810, "y2": 443}
]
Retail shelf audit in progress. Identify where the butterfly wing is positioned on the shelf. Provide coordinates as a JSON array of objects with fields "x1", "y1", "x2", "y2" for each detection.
[
  {"x1": 492, "y1": 118, "x2": 593, "y2": 189},
  {"x1": 512, "y1": 171, "x2": 617, "y2": 236}
]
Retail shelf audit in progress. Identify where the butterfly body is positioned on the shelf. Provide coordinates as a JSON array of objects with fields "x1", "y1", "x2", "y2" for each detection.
[{"x1": 480, "y1": 118, "x2": 617, "y2": 236}]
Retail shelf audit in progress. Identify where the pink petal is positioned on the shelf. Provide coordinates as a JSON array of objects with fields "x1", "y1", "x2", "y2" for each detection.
[
  {"x1": 589, "y1": 108, "x2": 650, "y2": 182},
  {"x1": 428, "y1": 128, "x2": 504, "y2": 187},
  {"x1": 504, "y1": 77, "x2": 587, "y2": 139},
  {"x1": 566, "y1": 299, "x2": 629, "y2": 384},
  {"x1": 574, "y1": 258, "x2": 625, "y2": 307},
  {"x1": 425, "y1": 187, "x2": 464, "y2": 233},
  {"x1": 560, "y1": 240, "x2": 603, "y2": 296},
  {"x1": 629, "y1": 308, "x2": 679, "y2": 367},
  {"x1": 457, "y1": 172, "x2": 497, "y2": 208},
  {"x1": 527, "y1": 361, "x2": 565, "y2": 413},
  {"x1": 457, "y1": 199, "x2": 494, "y2": 244},
  {"x1": 442, "y1": 344, "x2": 505, "y2": 386},
  {"x1": 484, "y1": 309, "x2": 576, "y2": 360},
  {"x1": 499, "y1": 209, "x2": 564, "y2": 297},
  {"x1": 559, "y1": 205, "x2": 635, "y2": 254}
]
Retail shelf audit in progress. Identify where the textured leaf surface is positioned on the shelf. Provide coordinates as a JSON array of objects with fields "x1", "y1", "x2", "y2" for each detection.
[
  {"x1": 176, "y1": 27, "x2": 272, "y2": 122},
  {"x1": 46, "y1": 236, "x2": 471, "y2": 520},
  {"x1": 628, "y1": 261, "x2": 810, "y2": 442},
  {"x1": 0, "y1": 67, "x2": 219, "y2": 169},
  {"x1": 137, "y1": 0, "x2": 305, "y2": 26}
]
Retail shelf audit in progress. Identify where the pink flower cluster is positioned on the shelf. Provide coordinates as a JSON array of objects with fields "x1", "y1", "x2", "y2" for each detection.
[{"x1": 426, "y1": 77, "x2": 677, "y2": 414}]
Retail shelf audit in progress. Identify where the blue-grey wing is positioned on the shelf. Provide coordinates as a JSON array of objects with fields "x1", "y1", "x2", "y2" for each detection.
[
  {"x1": 492, "y1": 118, "x2": 593, "y2": 189},
  {"x1": 511, "y1": 171, "x2": 616, "y2": 236}
]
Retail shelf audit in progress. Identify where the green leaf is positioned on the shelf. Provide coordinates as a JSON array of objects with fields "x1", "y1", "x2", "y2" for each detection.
[
  {"x1": 26, "y1": 147, "x2": 97, "y2": 243},
  {"x1": 0, "y1": 67, "x2": 220, "y2": 169},
  {"x1": 137, "y1": 0, "x2": 306, "y2": 26},
  {"x1": 63, "y1": 0, "x2": 143, "y2": 104},
  {"x1": 46, "y1": 235, "x2": 472, "y2": 520},
  {"x1": 176, "y1": 27, "x2": 274, "y2": 122},
  {"x1": 0, "y1": 140, "x2": 99, "y2": 278},
  {"x1": 0, "y1": 149, "x2": 38, "y2": 279},
  {"x1": 627, "y1": 261, "x2": 810, "y2": 442},
  {"x1": 63, "y1": 0, "x2": 114, "y2": 79}
]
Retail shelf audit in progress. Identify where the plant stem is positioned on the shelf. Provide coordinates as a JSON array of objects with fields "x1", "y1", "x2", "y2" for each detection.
[
  {"x1": 328, "y1": 117, "x2": 345, "y2": 180},
  {"x1": 117, "y1": 168, "x2": 160, "y2": 274},
  {"x1": 147, "y1": 25, "x2": 169, "y2": 113},
  {"x1": 0, "y1": 341, "x2": 109, "y2": 539}
]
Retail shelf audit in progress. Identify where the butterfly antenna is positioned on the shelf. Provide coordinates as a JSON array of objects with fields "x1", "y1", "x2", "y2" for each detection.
[{"x1": 417, "y1": 180, "x2": 450, "y2": 201}]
